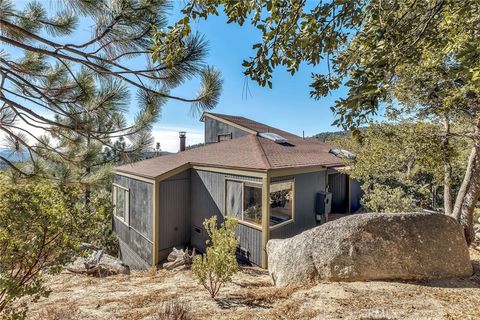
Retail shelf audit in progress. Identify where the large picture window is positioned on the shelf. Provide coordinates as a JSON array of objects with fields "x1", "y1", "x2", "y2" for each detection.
[
  {"x1": 269, "y1": 180, "x2": 294, "y2": 226},
  {"x1": 226, "y1": 180, "x2": 262, "y2": 226},
  {"x1": 113, "y1": 185, "x2": 129, "y2": 223}
]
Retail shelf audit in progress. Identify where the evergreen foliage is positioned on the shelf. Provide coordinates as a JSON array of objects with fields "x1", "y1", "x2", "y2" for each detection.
[
  {"x1": 328, "y1": 122, "x2": 469, "y2": 212},
  {"x1": 192, "y1": 216, "x2": 239, "y2": 299},
  {"x1": 0, "y1": 178, "x2": 81, "y2": 319},
  {"x1": 0, "y1": 0, "x2": 222, "y2": 175}
]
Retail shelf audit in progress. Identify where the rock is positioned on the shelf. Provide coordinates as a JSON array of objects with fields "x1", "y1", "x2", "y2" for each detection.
[
  {"x1": 267, "y1": 213, "x2": 473, "y2": 286},
  {"x1": 163, "y1": 247, "x2": 196, "y2": 271},
  {"x1": 67, "y1": 252, "x2": 130, "y2": 277},
  {"x1": 99, "y1": 254, "x2": 130, "y2": 275},
  {"x1": 474, "y1": 224, "x2": 480, "y2": 239}
]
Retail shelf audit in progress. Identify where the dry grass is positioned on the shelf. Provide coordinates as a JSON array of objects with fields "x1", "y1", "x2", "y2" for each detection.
[
  {"x1": 154, "y1": 302, "x2": 192, "y2": 320},
  {"x1": 146, "y1": 266, "x2": 159, "y2": 277},
  {"x1": 237, "y1": 284, "x2": 300, "y2": 305},
  {"x1": 28, "y1": 299, "x2": 79, "y2": 320},
  {"x1": 127, "y1": 290, "x2": 180, "y2": 309},
  {"x1": 24, "y1": 248, "x2": 480, "y2": 320}
]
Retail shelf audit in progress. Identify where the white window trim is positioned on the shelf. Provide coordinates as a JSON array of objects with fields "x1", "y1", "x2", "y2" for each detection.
[{"x1": 113, "y1": 183, "x2": 130, "y2": 226}]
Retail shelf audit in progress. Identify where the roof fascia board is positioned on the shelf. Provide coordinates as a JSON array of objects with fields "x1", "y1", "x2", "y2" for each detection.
[
  {"x1": 203, "y1": 113, "x2": 258, "y2": 135},
  {"x1": 117, "y1": 164, "x2": 335, "y2": 181},
  {"x1": 269, "y1": 165, "x2": 327, "y2": 178},
  {"x1": 114, "y1": 171, "x2": 156, "y2": 184},
  {"x1": 192, "y1": 165, "x2": 267, "y2": 178},
  {"x1": 155, "y1": 163, "x2": 192, "y2": 182}
]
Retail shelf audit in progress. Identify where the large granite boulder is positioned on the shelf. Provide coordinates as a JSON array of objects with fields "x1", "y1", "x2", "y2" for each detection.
[{"x1": 267, "y1": 213, "x2": 472, "y2": 286}]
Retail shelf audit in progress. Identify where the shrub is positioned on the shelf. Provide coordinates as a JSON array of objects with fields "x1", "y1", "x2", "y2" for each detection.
[
  {"x1": 84, "y1": 189, "x2": 118, "y2": 256},
  {"x1": 0, "y1": 180, "x2": 80, "y2": 319},
  {"x1": 361, "y1": 184, "x2": 418, "y2": 213},
  {"x1": 155, "y1": 302, "x2": 191, "y2": 320},
  {"x1": 192, "y1": 216, "x2": 239, "y2": 298},
  {"x1": 474, "y1": 208, "x2": 480, "y2": 224}
]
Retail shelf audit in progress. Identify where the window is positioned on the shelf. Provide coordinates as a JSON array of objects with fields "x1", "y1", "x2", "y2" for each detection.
[
  {"x1": 269, "y1": 180, "x2": 294, "y2": 226},
  {"x1": 226, "y1": 180, "x2": 262, "y2": 226},
  {"x1": 217, "y1": 133, "x2": 232, "y2": 142},
  {"x1": 243, "y1": 182, "x2": 262, "y2": 225},
  {"x1": 113, "y1": 185, "x2": 129, "y2": 223}
]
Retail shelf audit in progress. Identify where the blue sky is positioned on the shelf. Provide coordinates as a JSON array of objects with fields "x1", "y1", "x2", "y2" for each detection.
[
  {"x1": 160, "y1": 3, "x2": 349, "y2": 149},
  {"x1": 6, "y1": 1, "x2": 349, "y2": 152}
]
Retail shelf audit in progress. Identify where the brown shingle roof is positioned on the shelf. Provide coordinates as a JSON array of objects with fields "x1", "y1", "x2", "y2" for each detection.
[{"x1": 116, "y1": 114, "x2": 344, "y2": 179}]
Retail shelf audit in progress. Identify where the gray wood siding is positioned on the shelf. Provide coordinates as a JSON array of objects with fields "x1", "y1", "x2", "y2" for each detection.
[
  {"x1": 114, "y1": 218, "x2": 153, "y2": 269},
  {"x1": 190, "y1": 170, "x2": 225, "y2": 252},
  {"x1": 204, "y1": 117, "x2": 250, "y2": 143},
  {"x1": 114, "y1": 175, "x2": 153, "y2": 240},
  {"x1": 190, "y1": 169, "x2": 263, "y2": 266},
  {"x1": 270, "y1": 171, "x2": 327, "y2": 240},
  {"x1": 158, "y1": 170, "x2": 191, "y2": 260},
  {"x1": 328, "y1": 173, "x2": 348, "y2": 213},
  {"x1": 113, "y1": 174, "x2": 153, "y2": 269},
  {"x1": 236, "y1": 223, "x2": 262, "y2": 265},
  {"x1": 118, "y1": 239, "x2": 151, "y2": 270}
]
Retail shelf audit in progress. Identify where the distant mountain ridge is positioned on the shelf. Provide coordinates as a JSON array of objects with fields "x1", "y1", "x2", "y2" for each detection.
[
  {"x1": 0, "y1": 149, "x2": 28, "y2": 162},
  {"x1": 312, "y1": 130, "x2": 350, "y2": 142},
  {"x1": 0, "y1": 149, "x2": 172, "y2": 169}
]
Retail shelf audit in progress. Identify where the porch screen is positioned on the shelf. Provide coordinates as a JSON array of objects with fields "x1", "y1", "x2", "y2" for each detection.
[
  {"x1": 269, "y1": 180, "x2": 293, "y2": 226},
  {"x1": 226, "y1": 180, "x2": 242, "y2": 220},
  {"x1": 243, "y1": 182, "x2": 262, "y2": 225}
]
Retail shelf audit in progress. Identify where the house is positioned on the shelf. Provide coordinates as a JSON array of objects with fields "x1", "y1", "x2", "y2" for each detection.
[{"x1": 113, "y1": 112, "x2": 363, "y2": 269}]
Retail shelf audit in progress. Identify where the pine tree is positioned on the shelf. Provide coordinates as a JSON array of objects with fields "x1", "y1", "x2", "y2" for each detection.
[{"x1": 0, "y1": 0, "x2": 222, "y2": 176}]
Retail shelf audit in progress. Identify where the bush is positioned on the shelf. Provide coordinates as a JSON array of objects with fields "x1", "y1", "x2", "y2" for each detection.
[
  {"x1": 155, "y1": 302, "x2": 191, "y2": 320},
  {"x1": 362, "y1": 184, "x2": 418, "y2": 213},
  {"x1": 474, "y1": 208, "x2": 480, "y2": 224},
  {"x1": 84, "y1": 189, "x2": 118, "y2": 255},
  {"x1": 0, "y1": 180, "x2": 81, "y2": 319},
  {"x1": 192, "y1": 216, "x2": 239, "y2": 298}
]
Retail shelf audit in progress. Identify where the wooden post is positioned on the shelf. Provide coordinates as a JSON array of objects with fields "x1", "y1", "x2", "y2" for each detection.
[
  {"x1": 261, "y1": 173, "x2": 270, "y2": 268},
  {"x1": 152, "y1": 180, "x2": 160, "y2": 266}
]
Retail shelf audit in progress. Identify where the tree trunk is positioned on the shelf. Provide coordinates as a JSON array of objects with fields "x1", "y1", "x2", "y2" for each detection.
[
  {"x1": 452, "y1": 119, "x2": 480, "y2": 245},
  {"x1": 444, "y1": 162, "x2": 453, "y2": 214},
  {"x1": 84, "y1": 133, "x2": 92, "y2": 210},
  {"x1": 443, "y1": 115, "x2": 453, "y2": 215}
]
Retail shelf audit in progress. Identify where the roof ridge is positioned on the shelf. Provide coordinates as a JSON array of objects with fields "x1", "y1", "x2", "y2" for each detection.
[{"x1": 252, "y1": 135, "x2": 272, "y2": 170}]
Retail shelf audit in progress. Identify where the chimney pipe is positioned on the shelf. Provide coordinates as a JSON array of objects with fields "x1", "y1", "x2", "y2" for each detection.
[{"x1": 179, "y1": 131, "x2": 186, "y2": 152}]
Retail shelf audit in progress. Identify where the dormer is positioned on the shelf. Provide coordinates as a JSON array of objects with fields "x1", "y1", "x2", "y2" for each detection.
[
  {"x1": 201, "y1": 112, "x2": 257, "y2": 144},
  {"x1": 200, "y1": 112, "x2": 296, "y2": 144}
]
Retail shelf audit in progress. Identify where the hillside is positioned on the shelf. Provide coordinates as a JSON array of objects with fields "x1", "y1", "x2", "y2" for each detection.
[
  {"x1": 26, "y1": 248, "x2": 480, "y2": 320},
  {"x1": 312, "y1": 131, "x2": 350, "y2": 142}
]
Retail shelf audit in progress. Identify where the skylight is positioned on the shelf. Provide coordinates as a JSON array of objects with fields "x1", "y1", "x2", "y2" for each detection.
[
  {"x1": 330, "y1": 148, "x2": 356, "y2": 159},
  {"x1": 259, "y1": 132, "x2": 288, "y2": 144}
]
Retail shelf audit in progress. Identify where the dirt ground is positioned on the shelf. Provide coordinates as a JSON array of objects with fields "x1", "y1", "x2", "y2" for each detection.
[{"x1": 27, "y1": 248, "x2": 480, "y2": 320}]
